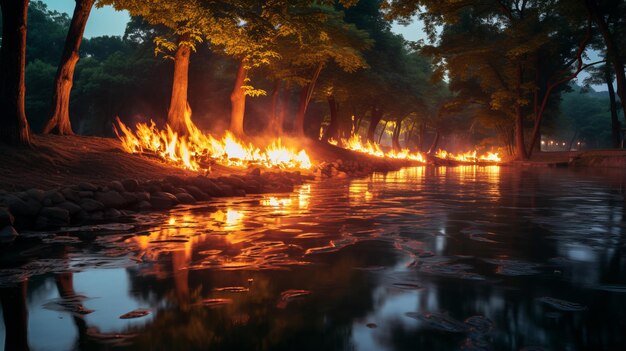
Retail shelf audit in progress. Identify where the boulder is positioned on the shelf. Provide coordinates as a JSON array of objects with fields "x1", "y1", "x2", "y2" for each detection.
[
  {"x1": 0, "y1": 225, "x2": 18, "y2": 243},
  {"x1": 0, "y1": 207, "x2": 14, "y2": 227},
  {"x1": 134, "y1": 192, "x2": 150, "y2": 202},
  {"x1": 26, "y1": 188, "x2": 45, "y2": 202},
  {"x1": 136, "y1": 201, "x2": 152, "y2": 211},
  {"x1": 121, "y1": 179, "x2": 139, "y2": 192},
  {"x1": 79, "y1": 182, "x2": 98, "y2": 191},
  {"x1": 164, "y1": 175, "x2": 187, "y2": 187},
  {"x1": 60, "y1": 188, "x2": 80, "y2": 202},
  {"x1": 191, "y1": 177, "x2": 224, "y2": 197},
  {"x1": 175, "y1": 193, "x2": 196, "y2": 204},
  {"x1": 183, "y1": 185, "x2": 209, "y2": 201},
  {"x1": 42, "y1": 190, "x2": 65, "y2": 206},
  {"x1": 1, "y1": 194, "x2": 41, "y2": 217},
  {"x1": 78, "y1": 191, "x2": 94, "y2": 198},
  {"x1": 105, "y1": 208, "x2": 122, "y2": 219},
  {"x1": 108, "y1": 181, "x2": 125, "y2": 193},
  {"x1": 150, "y1": 192, "x2": 178, "y2": 210},
  {"x1": 80, "y1": 199, "x2": 105, "y2": 212},
  {"x1": 38, "y1": 207, "x2": 70, "y2": 227},
  {"x1": 57, "y1": 201, "x2": 82, "y2": 216},
  {"x1": 95, "y1": 190, "x2": 127, "y2": 209}
]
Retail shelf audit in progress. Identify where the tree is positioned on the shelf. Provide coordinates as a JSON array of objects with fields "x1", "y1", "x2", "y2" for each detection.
[
  {"x1": 386, "y1": 0, "x2": 597, "y2": 159},
  {"x1": 0, "y1": 0, "x2": 31, "y2": 146},
  {"x1": 99, "y1": 0, "x2": 208, "y2": 134},
  {"x1": 43, "y1": 0, "x2": 96, "y2": 135}
]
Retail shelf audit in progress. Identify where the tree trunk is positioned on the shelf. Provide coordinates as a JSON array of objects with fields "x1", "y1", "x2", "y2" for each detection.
[
  {"x1": 276, "y1": 80, "x2": 289, "y2": 136},
  {"x1": 392, "y1": 118, "x2": 403, "y2": 151},
  {"x1": 269, "y1": 79, "x2": 280, "y2": 135},
  {"x1": 167, "y1": 37, "x2": 192, "y2": 135},
  {"x1": 378, "y1": 120, "x2": 388, "y2": 144},
  {"x1": 322, "y1": 94, "x2": 339, "y2": 142},
  {"x1": 366, "y1": 107, "x2": 383, "y2": 142},
  {"x1": 1, "y1": 281, "x2": 30, "y2": 351},
  {"x1": 43, "y1": 0, "x2": 94, "y2": 135},
  {"x1": 427, "y1": 131, "x2": 440, "y2": 154},
  {"x1": 0, "y1": 0, "x2": 31, "y2": 146},
  {"x1": 229, "y1": 60, "x2": 248, "y2": 137},
  {"x1": 515, "y1": 64, "x2": 529, "y2": 160},
  {"x1": 293, "y1": 63, "x2": 323, "y2": 136},
  {"x1": 586, "y1": 0, "x2": 626, "y2": 124},
  {"x1": 606, "y1": 69, "x2": 621, "y2": 148}
]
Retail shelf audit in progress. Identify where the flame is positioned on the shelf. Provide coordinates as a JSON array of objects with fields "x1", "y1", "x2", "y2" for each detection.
[
  {"x1": 330, "y1": 135, "x2": 425, "y2": 162},
  {"x1": 115, "y1": 113, "x2": 312, "y2": 171},
  {"x1": 435, "y1": 149, "x2": 501, "y2": 163}
]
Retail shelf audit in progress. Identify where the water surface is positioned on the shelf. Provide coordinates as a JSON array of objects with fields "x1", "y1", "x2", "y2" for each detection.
[{"x1": 2, "y1": 166, "x2": 626, "y2": 350}]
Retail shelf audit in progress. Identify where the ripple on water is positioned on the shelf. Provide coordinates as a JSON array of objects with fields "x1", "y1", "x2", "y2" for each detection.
[
  {"x1": 405, "y1": 311, "x2": 469, "y2": 333},
  {"x1": 536, "y1": 297, "x2": 587, "y2": 311}
]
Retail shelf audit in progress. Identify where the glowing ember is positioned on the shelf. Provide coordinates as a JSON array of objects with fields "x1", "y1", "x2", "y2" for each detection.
[{"x1": 114, "y1": 115, "x2": 312, "y2": 171}]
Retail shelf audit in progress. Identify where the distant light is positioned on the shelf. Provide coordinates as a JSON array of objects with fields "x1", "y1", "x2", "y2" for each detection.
[{"x1": 541, "y1": 141, "x2": 545, "y2": 145}]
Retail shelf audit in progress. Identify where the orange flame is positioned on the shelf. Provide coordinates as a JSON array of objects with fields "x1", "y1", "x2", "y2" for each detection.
[
  {"x1": 115, "y1": 114, "x2": 311, "y2": 171},
  {"x1": 435, "y1": 149, "x2": 501, "y2": 163},
  {"x1": 329, "y1": 135, "x2": 425, "y2": 163}
]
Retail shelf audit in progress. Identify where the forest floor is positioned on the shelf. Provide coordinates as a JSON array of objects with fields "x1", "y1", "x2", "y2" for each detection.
[{"x1": 0, "y1": 134, "x2": 410, "y2": 191}]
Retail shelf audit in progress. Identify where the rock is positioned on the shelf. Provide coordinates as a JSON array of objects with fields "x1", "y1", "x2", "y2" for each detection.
[
  {"x1": 42, "y1": 190, "x2": 65, "y2": 206},
  {"x1": 80, "y1": 199, "x2": 105, "y2": 212},
  {"x1": 191, "y1": 177, "x2": 224, "y2": 197},
  {"x1": 242, "y1": 179, "x2": 261, "y2": 194},
  {"x1": 217, "y1": 184, "x2": 234, "y2": 197},
  {"x1": 134, "y1": 192, "x2": 150, "y2": 202},
  {"x1": 1, "y1": 194, "x2": 41, "y2": 217},
  {"x1": 136, "y1": 201, "x2": 152, "y2": 211},
  {"x1": 183, "y1": 186, "x2": 209, "y2": 201},
  {"x1": 95, "y1": 190, "x2": 127, "y2": 209},
  {"x1": 57, "y1": 201, "x2": 82, "y2": 216},
  {"x1": 38, "y1": 207, "x2": 70, "y2": 227},
  {"x1": 90, "y1": 211, "x2": 104, "y2": 221},
  {"x1": 175, "y1": 193, "x2": 196, "y2": 204},
  {"x1": 79, "y1": 182, "x2": 98, "y2": 191},
  {"x1": 108, "y1": 181, "x2": 125, "y2": 193},
  {"x1": 150, "y1": 192, "x2": 178, "y2": 210},
  {"x1": 0, "y1": 207, "x2": 14, "y2": 227},
  {"x1": 248, "y1": 167, "x2": 261, "y2": 177},
  {"x1": 121, "y1": 179, "x2": 139, "y2": 192},
  {"x1": 26, "y1": 188, "x2": 45, "y2": 202},
  {"x1": 60, "y1": 188, "x2": 80, "y2": 202},
  {"x1": 218, "y1": 176, "x2": 246, "y2": 190},
  {"x1": 78, "y1": 191, "x2": 94, "y2": 198},
  {"x1": 145, "y1": 180, "x2": 162, "y2": 193},
  {"x1": 161, "y1": 183, "x2": 176, "y2": 193},
  {"x1": 105, "y1": 208, "x2": 122, "y2": 219},
  {"x1": 0, "y1": 225, "x2": 18, "y2": 243},
  {"x1": 164, "y1": 175, "x2": 186, "y2": 187},
  {"x1": 120, "y1": 192, "x2": 139, "y2": 206}
]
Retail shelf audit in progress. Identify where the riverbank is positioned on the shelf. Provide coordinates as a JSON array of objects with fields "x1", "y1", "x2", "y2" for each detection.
[
  {"x1": 0, "y1": 135, "x2": 414, "y2": 242},
  {"x1": 509, "y1": 150, "x2": 626, "y2": 168}
]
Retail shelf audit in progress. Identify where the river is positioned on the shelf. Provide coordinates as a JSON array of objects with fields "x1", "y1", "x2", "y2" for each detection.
[{"x1": 1, "y1": 166, "x2": 625, "y2": 350}]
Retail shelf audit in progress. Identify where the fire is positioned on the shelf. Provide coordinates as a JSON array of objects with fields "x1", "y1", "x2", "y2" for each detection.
[
  {"x1": 435, "y1": 149, "x2": 501, "y2": 163},
  {"x1": 329, "y1": 135, "x2": 425, "y2": 163},
  {"x1": 115, "y1": 116, "x2": 312, "y2": 172}
]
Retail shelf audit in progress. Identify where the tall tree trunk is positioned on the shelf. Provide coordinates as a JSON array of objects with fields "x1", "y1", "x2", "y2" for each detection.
[
  {"x1": 0, "y1": 0, "x2": 31, "y2": 146},
  {"x1": 586, "y1": 0, "x2": 626, "y2": 123},
  {"x1": 322, "y1": 94, "x2": 339, "y2": 142},
  {"x1": 276, "y1": 80, "x2": 290, "y2": 136},
  {"x1": 167, "y1": 37, "x2": 191, "y2": 135},
  {"x1": 366, "y1": 107, "x2": 383, "y2": 142},
  {"x1": 293, "y1": 63, "x2": 323, "y2": 136},
  {"x1": 428, "y1": 130, "x2": 440, "y2": 154},
  {"x1": 269, "y1": 79, "x2": 280, "y2": 135},
  {"x1": 43, "y1": 0, "x2": 94, "y2": 135},
  {"x1": 515, "y1": 64, "x2": 529, "y2": 160},
  {"x1": 606, "y1": 69, "x2": 621, "y2": 148},
  {"x1": 230, "y1": 60, "x2": 248, "y2": 137},
  {"x1": 1, "y1": 281, "x2": 30, "y2": 351},
  {"x1": 392, "y1": 118, "x2": 403, "y2": 151},
  {"x1": 378, "y1": 120, "x2": 388, "y2": 144}
]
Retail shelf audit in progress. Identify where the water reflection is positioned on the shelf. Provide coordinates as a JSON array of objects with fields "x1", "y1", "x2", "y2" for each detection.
[{"x1": 1, "y1": 166, "x2": 626, "y2": 350}]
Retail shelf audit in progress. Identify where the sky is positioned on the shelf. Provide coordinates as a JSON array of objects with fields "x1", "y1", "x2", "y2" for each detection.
[{"x1": 43, "y1": 0, "x2": 603, "y2": 90}]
